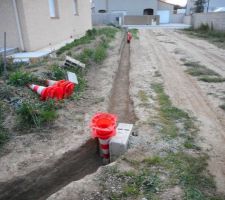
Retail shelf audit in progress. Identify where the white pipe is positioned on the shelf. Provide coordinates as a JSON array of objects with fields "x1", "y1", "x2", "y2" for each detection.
[{"x1": 12, "y1": 0, "x2": 25, "y2": 51}]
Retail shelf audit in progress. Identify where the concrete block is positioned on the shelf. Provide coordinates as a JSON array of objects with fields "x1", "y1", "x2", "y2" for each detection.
[
  {"x1": 110, "y1": 123, "x2": 133, "y2": 162},
  {"x1": 67, "y1": 71, "x2": 78, "y2": 84}
]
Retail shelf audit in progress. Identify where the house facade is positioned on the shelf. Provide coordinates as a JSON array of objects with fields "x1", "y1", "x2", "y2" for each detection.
[
  {"x1": 92, "y1": 0, "x2": 174, "y2": 23},
  {"x1": 0, "y1": 0, "x2": 92, "y2": 51}
]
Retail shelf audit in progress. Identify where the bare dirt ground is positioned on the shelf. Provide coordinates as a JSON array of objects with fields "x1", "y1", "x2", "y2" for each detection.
[
  {"x1": 149, "y1": 29, "x2": 225, "y2": 192},
  {"x1": 0, "y1": 32, "x2": 123, "y2": 199},
  {"x1": 47, "y1": 29, "x2": 225, "y2": 199},
  {"x1": 1, "y1": 28, "x2": 225, "y2": 199}
]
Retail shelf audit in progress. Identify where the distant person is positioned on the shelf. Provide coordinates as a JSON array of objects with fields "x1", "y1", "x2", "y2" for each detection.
[{"x1": 127, "y1": 31, "x2": 132, "y2": 43}]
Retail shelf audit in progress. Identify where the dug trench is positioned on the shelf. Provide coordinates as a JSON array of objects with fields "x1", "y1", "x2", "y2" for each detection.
[{"x1": 0, "y1": 35, "x2": 136, "y2": 200}]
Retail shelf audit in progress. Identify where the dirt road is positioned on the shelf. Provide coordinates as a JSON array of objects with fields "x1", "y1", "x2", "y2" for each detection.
[{"x1": 138, "y1": 29, "x2": 225, "y2": 193}]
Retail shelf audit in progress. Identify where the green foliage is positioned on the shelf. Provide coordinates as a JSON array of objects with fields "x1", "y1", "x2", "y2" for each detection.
[
  {"x1": 93, "y1": 45, "x2": 107, "y2": 64},
  {"x1": 198, "y1": 23, "x2": 210, "y2": 31},
  {"x1": 184, "y1": 25, "x2": 225, "y2": 49},
  {"x1": 8, "y1": 71, "x2": 37, "y2": 86},
  {"x1": 75, "y1": 48, "x2": 94, "y2": 65},
  {"x1": 219, "y1": 104, "x2": 225, "y2": 111},
  {"x1": 129, "y1": 29, "x2": 139, "y2": 39},
  {"x1": 198, "y1": 76, "x2": 225, "y2": 83},
  {"x1": 194, "y1": 0, "x2": 206, "y2": 13},
  {"x1": 162, "y1": 152, "x2": 220, "y2": 200},
  {"x1": 56, "y1": 27, "x2": 118, "y2": 55},
  {"x1": 138, "y1": 90, "x2": 148, "y2": 103},
  {"x1": 16, "y1": 100, "x2": 57, "y2": 128},
  {"x1": 0, "y1": 102, "x2": 8, "y2": 146},
  {"x1": 51, "y1": 65, "x2": 66, "y2": 80},
  {"x1": 143, "y1": 156, "x2": 162, "y2": 165},
  {"x1": 184, "y1": 61, "x2": 225, "y2": 83},
  {"x1": 152, "y1": 83, "x2": 198, "y2": 148}
]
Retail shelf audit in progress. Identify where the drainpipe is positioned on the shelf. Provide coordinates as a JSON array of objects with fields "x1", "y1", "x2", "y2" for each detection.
[{"x1": 12, "y1": 0, "x2": 25, "y2": 51}]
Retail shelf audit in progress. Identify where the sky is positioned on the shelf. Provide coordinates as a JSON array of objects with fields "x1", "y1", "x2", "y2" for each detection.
[{"x1": 164, "y1": 0, "x2": 188, "y2": 6}]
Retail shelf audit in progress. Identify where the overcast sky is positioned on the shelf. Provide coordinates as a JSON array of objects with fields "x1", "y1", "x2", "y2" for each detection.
[{"x1": 164, "y1": 0, "x2": 188, "y2": 6}]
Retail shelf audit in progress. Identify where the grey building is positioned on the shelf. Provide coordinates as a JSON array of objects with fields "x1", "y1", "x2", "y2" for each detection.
[{"x1": 92, "y1": 0, "x2": 175, "y2": 23}]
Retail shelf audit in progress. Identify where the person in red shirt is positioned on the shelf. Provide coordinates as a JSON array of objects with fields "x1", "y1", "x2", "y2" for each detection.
[{"x1": 127, "y1": 31, "x2": 132, "y2": 43}]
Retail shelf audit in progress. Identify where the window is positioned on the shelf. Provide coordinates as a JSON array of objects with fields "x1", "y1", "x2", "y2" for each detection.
[
  {"x1": 48, "y1": 0, "x2": 57, "y2": 18},
  {"x1": 98, "y1": 9, "x2": 106, "y2": 13},
  {"x1": 73, "y1": 0, "x2": 79, "y2": 15}
]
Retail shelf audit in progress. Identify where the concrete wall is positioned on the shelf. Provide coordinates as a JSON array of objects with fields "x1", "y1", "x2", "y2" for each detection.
[
  {"x1": 192, "y1": 12, "x2": 225, "y2": 31},
  {"x1": 93, "y1": 0, "x2": 158, "y2": 15},
  {"x1": 183, "y1": 15, "x2": 192, "y2": 25},
  {"x1": 171, "y1": 14, "x2": 185, "y2": 23},
  {"x1": 92, "y1": 13, "x2": 123, "y2": 25},
  {"x1": 0, "y1": 0, "x2": 21, "y2": 49},
  {"x1": 124, "y1": 15, "x2": 160, "y2": 25},
  {"x1": 12, "y1": 0, "x2": 92, "y2": 51}
]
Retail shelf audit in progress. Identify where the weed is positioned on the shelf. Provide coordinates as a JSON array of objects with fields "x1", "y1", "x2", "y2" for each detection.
[
  {"x1": 183, "y1": 61, "x2": 225, "y2": 83},
  {"x1": 161, "y1": 152, "x2": 220, "y2": 200},
  {"x1": 184, "y1": 62, "x2": 219, "y2": 76},
  {"x1": 50, "y1": 65, "x2": 66, "y2": 80},
  {"x1": 93, "y1": 45, "x2": 107, "y2": 63},
  {"x1": 219, "y1": 104, "x2": 225, "y2": 111},
  {"x1": 0, "y1": 102, "x2": 8, "y2": 146},
  {"x1": 16, "y1": 100, "x2": 57, "y2": 128},
  {"x1": 75, "y1": 48, "x2": 94, "y2": 65},
  {"x1": 183, "y1": 26, "x2": 225, "y2": 49},
  {"x1": 138, "y1": 90, "x2": 148, "y2": 103},
  {"x1": 8, "y1": 71, "x2": 37, "y2": 86},
  {"x1": 57, "y1": 27, "x2": 118, "y2": 55},
  {"x1": 129, "y1": 29, "x2": 139, "y2": 39},
  {"x1": 198, "y1": 76, "x2": 225, "y2": 83},
  {"x1": 152, "y1": 83, "x2": 198, "y2": 144},
  {"x1": 143, "y1": 156, "x2": 162, "y2": 165}
]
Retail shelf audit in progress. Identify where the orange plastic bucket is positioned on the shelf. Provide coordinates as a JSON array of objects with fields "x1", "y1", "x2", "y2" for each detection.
[{"x1": 90, "y1": 113, "x2": 117, "y2": 139}]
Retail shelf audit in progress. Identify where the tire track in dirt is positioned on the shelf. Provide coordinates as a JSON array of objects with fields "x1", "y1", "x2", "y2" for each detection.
[
  {"x1": 158, "y1": 30, "x2": 225, "y2": 76},
  {"x1": 139, "y1": 29, "x2": 225, "y2": 193}
]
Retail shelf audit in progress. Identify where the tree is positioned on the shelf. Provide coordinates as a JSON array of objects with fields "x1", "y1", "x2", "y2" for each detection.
[{"x1": 194, "y1": 0, "x2": 206, "y2": 13}]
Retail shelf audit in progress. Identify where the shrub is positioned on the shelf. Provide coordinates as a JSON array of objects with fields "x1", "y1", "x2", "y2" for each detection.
[
  {"x1": 51, "y1": 65, "x2": 66, "y2": 80},
  {"x1": 0, "y1": 102, "x2": 8, "y2": 145},
  {"x1": 16, "y1": 100, "x2": 57, "y2": 128},
  {"x1": 8, "y1": 71, "x2": 37, "y2": 86},
  {"x1": 198, "y1": 23, "x2": 210, "y2": 32},
  {"x1": 93, "y1": 45, "x2": 107, "y2": 63}
]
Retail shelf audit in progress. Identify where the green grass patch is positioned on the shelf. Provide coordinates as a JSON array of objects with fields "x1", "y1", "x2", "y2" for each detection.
[
  {"x1": 183, "y1": 61, "x2": 225, "y2": 83},
  {"x1": 8, "y1": 71, "x2": 38, "y2": 86},
  {"x1": 138, "y1": 90, "x2": 148, "y2": 103},
  {"x1": 56, "y1": 27, "x2": 118, "y2": 55},
  {"x1": 219, "y1": 104, "x2": 225, "y2": 111},
  {"x1": 129, "y1": 29, "x2": 139, "y2": 39},
  {"x1": 152, "y1": 83, "x2": 196, "y2": 138},
  {"x1": 198, "y1": 76, "x2": 225, "y2": 83},
  {"x1": 152, "y1": 83, "x2": 198, "y2": 150},
  {"x1": 0, "y1": 102, "x2": 8, "y2": 146},
  {"x1": 16, "y1": 100, "x2": 57, "y2": 128},
  {"x1": 50, "y1": 65, "x2": 66, "y2": 80},
  {"x1": 183, "y1": 24, "x2": 225, "y2": 49},
  {"x1": 184, "y1": 62, "x2": 219, "y2": 77}
]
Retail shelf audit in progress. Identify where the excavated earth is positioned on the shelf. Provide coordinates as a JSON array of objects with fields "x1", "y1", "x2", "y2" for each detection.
[{"x1": 1, "y1": 29, "x2": 225, "y2": 200}]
